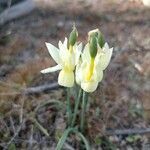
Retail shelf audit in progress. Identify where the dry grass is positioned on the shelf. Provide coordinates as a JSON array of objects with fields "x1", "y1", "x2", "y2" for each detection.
[{"x1": 0, "y1": 0, "x2": 150, "y2": 149}]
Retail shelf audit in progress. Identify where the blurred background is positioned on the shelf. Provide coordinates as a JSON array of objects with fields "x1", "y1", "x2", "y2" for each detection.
[{"x1": 0, "y1": 0, "x2": 150, "y2": 149}]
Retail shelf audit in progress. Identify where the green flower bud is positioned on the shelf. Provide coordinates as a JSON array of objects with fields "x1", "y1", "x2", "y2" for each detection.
[
  {"x1": 69, "y1": 26, "x2": 78, "y2": 46},
  {"x1": 97, "y1": 32, "x2": 105, "y2": 48},
  {"x1": 89, "y1": 35, "x2": 97, "y2": 58},
  {"x1": 90, "y1": 32, "x2": 98, "y2": 37},
  {"x1": 88, "y1": 28, "x2": 99, "y2": 37}
]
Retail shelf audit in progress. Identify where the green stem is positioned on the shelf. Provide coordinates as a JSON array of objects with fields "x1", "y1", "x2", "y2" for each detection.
[
  {"x1": 80, "y1": 91, "x2": 88, "y2": 133},
  {"x1": 71, "y1": 88, "x2": 82, "y2": 127},
  {"x1": 66, "y1": 88, "x2": 72, "y2": 126}
]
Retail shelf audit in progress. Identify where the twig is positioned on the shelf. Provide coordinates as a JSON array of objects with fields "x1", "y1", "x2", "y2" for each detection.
[
  {"x1": 5, "y1": 119, "x2": 25, "y2": 149},
  {"x1": 23, "y1": 82, "x2": 60, "y2": 95},
  {"x1": 28, "y1": 125, "x2": 34, "y2": 150},
  {"x1": 0, "y1": 0, "x2": 36, "y2": 26},
  {"x1": 20, "y1": 93, "x2": 25, "y2": 123},
  {"x1": 0, "y1": 82, "x2": 60, "y2": 96},
  {"x1": 106, "y1": 128, "x2": 150, "y2": 135},
  {"x1": 9, "y1": 116, "x2": 16, "y2": 134}
]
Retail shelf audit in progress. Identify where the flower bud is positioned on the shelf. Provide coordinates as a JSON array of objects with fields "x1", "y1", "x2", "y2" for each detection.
[
  {"x1": 69, "y1": 26, "x2": 78, "y2": 46},
  {"x1": 88, "y1": 28, "x2": 99, "y2": 37},
  {"x1": 89, "y1": 35, "x2": 97, "y2": 58},
  {"x1": 97, "y1": 31, "x2": 105, "y2": 48}
]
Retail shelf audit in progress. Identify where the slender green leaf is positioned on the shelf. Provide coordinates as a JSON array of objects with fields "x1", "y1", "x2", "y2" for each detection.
[
  {"x1": 75, "y1": 131, "x2": 90, "y2": 150},
  {"x1": 66, "y1": 88, "x2": 72, "y2": 126},
  {"x1": 71, "y1": 88, "x2": 82, "y2": 127},
  {"x1": 35, "y1": 99, "x2": 64, "y2": 112},
  {"x1": 33, "y1": 118, "x2": 49, "y2": 137},
  {"x1": 56, "y1": 128, "x2": 74, "y2": 150},
  {"x1": 56, "y1": 128, "x2": 90, "y2": 150}
]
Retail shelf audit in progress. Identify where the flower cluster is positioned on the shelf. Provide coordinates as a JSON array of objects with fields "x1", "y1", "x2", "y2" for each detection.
[{"x1": 41, "y1": 27, "x2": 113, "y2": 92}]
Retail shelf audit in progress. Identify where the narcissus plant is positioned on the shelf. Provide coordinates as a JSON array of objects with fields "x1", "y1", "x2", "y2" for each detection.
[{"x1": 40, "y1": 26, "x2": 113, "y2": 150}]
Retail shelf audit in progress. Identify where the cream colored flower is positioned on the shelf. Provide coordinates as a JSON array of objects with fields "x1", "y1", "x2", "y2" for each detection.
[
  {"x1": 41, "y1": 38, "x2": 82, "y2": 87},
  {"x1": 76, "y1": 43, "x2": 113, "y2": 92}
]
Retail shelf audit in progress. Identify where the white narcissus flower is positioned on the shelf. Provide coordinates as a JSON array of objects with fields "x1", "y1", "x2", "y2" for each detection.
[
  {"x1": 76, "y1": 43, "x2": 113, "y2": 93},
  {"x1": 41, "y1": 38, "x2": 82, "y2": 87}
]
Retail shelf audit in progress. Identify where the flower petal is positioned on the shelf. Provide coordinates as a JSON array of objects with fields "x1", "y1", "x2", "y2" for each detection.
[
  {"x1": 96, "y1": 43, "x2": 113, "y2": 70},
  {"x1": 58, "y1": 40, "x2": 69, "y2": 64},
  {"x1": 93, "y1": 69, "x2": 103, "y2": 82},
  {"x1": 81, "y1": 81, "x2": 98, "y2": 93},
  {"x1": 77, "y1": 42, "x2": 83, "y2": 51},
  {"x1": 45, "y1": 42, "x2": 60, "y2": 64},
  {"x1": 103, "y1": 42, "x2": 109, "y2": 50},
  {"x1": 75, "y1": 59, "x2": 82, "y2": 85},
  {"x1": 75, "y1": 43, "x2": 82, "y2": 65},
  {"x1": 40, "y1": 65, "x2": 62, "y2": 74},
  {"x1": 100, "y1": 47, "x2": 113, "y2": 70},
  {"x1": 58, "y1": 38, "x2": 68, "y2": 52},
  {"x1": 82, "y1": 44, "x2": 90, "y2": 63},
  {"x1": 58, "y1": 70, "x2": 74, "y2": 87},
  {"x1": 58, "y1": 41, "x2": 65, "y2": 52},
  {"x1": 63, "y1": 37, "x2": 68, "y2": 48}
]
